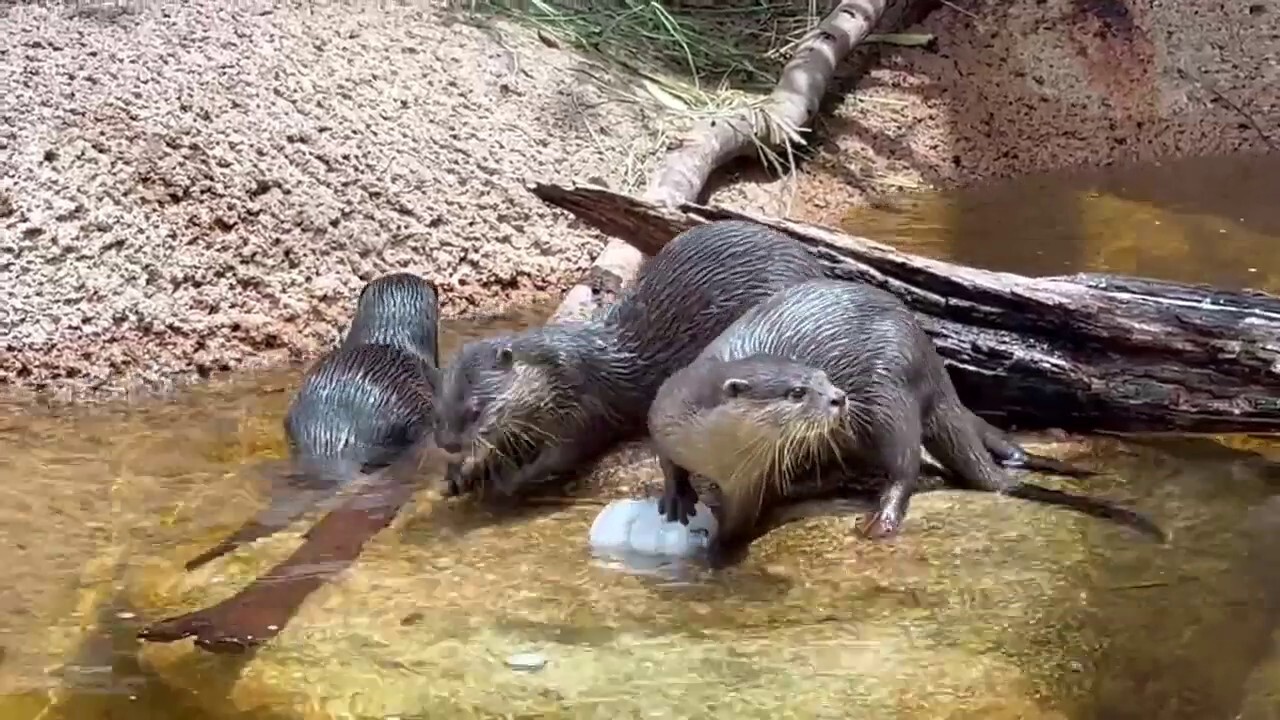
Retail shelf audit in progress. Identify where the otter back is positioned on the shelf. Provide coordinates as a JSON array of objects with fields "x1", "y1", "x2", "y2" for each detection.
[
  {"x1": 286, "y1": 344, "x2": 435, "y2": 471},
  {"x1": 185, "y1": 273, "x2": 441, "y2": 570},
  {"x1": 611, "y1": 220, "x2": 827, "y2": 390}
]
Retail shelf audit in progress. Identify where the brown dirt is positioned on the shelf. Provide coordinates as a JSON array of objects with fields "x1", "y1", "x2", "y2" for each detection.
[
  {"x1": 2, "y1": 0, "x2": 1277, "y2": 401},
  {"x1": 0, "y1": 0, "x2": 653, "y2": 400}
]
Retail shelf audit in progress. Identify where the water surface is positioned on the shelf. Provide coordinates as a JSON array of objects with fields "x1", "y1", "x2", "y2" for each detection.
[
  {"x1": 842, "y1": 152, "x2": 1280, "y2": 292},
  {"x1": 2, "y1": 154, "x2": 1280, "y2": 719}
]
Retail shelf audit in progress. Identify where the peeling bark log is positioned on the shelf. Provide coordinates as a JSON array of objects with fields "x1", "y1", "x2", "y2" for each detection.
[
  {"x1": 552, "y1": 0, "x2": 890, "y2": 322},
  {"x1": 529, "y1": 182, "x2": 1280, "y2": 435}
]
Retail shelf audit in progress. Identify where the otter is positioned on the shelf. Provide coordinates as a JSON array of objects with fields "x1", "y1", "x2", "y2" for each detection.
[
  {"x1": 649, "y1": 278, "x2": 1165, "y2": 556},
  {"x1": 434, "y1": 220, "x2": 832, "y2": 499},
  {"x1": 437, "y1": 221, "x2": 1092, "y2": 500},
  {"x1": 183, "y1": 272, "x2": 441, "y2": 570}
]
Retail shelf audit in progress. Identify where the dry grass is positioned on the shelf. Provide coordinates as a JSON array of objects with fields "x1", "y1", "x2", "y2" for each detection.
[{"x1": 459, "y1": 0, "x2": 827, "y2": 190}]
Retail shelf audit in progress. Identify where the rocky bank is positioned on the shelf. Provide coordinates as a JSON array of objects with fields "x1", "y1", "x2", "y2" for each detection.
[{"x1": 0, "y1": 0, "x2": 650, "y2": 398}]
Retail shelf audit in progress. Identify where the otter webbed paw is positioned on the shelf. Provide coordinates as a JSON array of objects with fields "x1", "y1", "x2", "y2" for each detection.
[
  {"x1": 657, "y1": 457, "x2": 699, "y2": 525},
  {"x1": 859, "y1": 478, "x2": 915, "y2": 540},
  {"x1": 444, "y1": 461, "x2": 480, "y2": 497},
  {"x1": 658, "y1": 487, "x2": 699, "y2": 525},
  {"x1": 660, "y1": 479, "x2": 701, "y2": 525}
]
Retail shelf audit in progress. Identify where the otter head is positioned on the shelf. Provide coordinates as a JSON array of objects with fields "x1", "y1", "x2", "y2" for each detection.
[
  {"x1": 343, "y1": 272, "x2": 441, "y2": 368},
  {"x1": 679, "y1": 355, "x2": 847, "y2": 476},
  {"x1": 434, "y1": 326, "x2": 592, "y2": 465},
  {"x1": 710, "y1": 356, "x2": 845, "y2": 433},
  {"x1": 661, "y1": 354, "x2": 848, "y2": 542}
]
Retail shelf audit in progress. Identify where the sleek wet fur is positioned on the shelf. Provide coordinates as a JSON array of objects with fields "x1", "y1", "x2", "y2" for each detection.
[
  {"x1": 649, "y1": 355, "x2": 851, "y2": 547},
  {"x1": 184, "y1": 272, "x2": 440, "y2": 570},
  {"x1": 650, "y1": 278, "x2": 1165, "y2": 557},
  {"x1": 436, "y1": 221, "x2": 1093, "y2": 499},
  {"x1": 434, "y1": 220, "x2": 830, "y2": 498}
]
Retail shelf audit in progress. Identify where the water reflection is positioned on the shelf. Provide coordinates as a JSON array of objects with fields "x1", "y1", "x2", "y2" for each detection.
[{"x1": 843, "y1": 153, "x2": 1280, "y2": 292}]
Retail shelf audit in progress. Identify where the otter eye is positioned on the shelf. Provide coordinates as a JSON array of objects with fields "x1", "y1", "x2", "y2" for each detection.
[{"x1": 787, "y1": 386, "x2": 807, "y2": 401}]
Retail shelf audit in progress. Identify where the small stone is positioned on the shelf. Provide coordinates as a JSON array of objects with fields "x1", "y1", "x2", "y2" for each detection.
[{"x1": 505, "y1": 652, "x2": 547, "y2": 672}]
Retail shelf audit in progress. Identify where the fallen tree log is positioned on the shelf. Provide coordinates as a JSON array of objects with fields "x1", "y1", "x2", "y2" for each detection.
[
  {"x1": 137, "y1": 474, "x2": 417, "y2": 653},
  {"x1": 529, "y1": 182, "x2": 1280, "y2": 435},
  {"x1": 552, "y1": 0, "x2": 894, "y2": 322}
]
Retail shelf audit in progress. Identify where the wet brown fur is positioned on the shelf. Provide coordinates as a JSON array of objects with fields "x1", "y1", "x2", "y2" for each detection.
[
  {"x1": 436, "y1": 220, "x2": 1094, "y2": 501},
  {"x1": 650, "y1": 278, "x2": 1166, "y2": 559},
  {"x1": 433, "y1": 221, "x2": 830, "y2": 499},
  {"x1": 184, "y1": 272, "x2": 441, "y2": 570}
]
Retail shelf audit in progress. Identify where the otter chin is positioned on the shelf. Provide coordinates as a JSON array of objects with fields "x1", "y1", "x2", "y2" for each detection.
[{"x1": 649, "y1": 354, "x2": 848, "y2": 547}]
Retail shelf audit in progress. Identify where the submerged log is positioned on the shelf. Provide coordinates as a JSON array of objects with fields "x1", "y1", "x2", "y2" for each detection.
[
  {"x1": 136, "y1": 449, "x2": 436, "y2": 653},
  {"x1": 529, "y1": 182, "x2": 1280, "y2": 435}
]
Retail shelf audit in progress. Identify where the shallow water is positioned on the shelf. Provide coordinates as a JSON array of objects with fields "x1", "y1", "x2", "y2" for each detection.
[
  {"x1": 2, "y1": 155, "x2": 1280, "y2": 719},
  {"x1": 842, "y1": 152, "x2": 1280, "y2": 293}
]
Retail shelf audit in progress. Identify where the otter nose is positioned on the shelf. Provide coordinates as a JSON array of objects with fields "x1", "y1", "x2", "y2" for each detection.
[{"x1": 829, "y1": 389, "x2": 847, "y2": 408}]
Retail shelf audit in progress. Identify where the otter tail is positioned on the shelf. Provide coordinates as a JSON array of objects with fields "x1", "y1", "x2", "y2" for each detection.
[
  {"x1": 184, "y1": 459, "x2": 357, "y2": 571},
  {"x1": 1003, "y1": 483, "x2": 1167, "y2": 543},
  {"x1": 1005, "y1": 453, "x2": 1101, "y2": 478}
]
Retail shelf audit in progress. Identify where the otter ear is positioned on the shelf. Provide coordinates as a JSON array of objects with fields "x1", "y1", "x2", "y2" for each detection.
[
  {"x1": 722, "y1": 377, "x2": 750, "y2": 398},
  {"x1": 495, "y1": 346, "x2": 515, "y2": 369}
]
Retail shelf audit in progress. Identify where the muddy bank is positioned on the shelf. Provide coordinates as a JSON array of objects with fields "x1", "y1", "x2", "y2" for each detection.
[
  {"x1": 3, "y1": 0, "x2": 1278, "y2": 401},
  {"x1": 0, "y1": 0, "x2": 651, "y2": 400}
]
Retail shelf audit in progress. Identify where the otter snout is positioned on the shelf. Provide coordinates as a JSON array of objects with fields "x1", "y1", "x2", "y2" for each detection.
[{"x1": 818, "y1": 386, "x2": 847, "y2": 420}]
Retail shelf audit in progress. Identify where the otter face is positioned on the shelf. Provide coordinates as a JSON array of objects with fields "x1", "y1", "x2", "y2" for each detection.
[
  {"x1": 668, "y1": 356, "x2": 847, "y2": 499},
  {"x1": 347, "y1": 273, "x2": 441, "y2": 367},
  {"x1": 711, "y1": 358, "x2": 846, "y2": 428},
  {"x1": 434, "y1": 330, "x2": 584, "y2": 462}
]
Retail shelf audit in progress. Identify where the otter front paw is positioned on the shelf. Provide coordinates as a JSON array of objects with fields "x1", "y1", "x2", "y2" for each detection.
[
  {"x1": 658, "y1": 485, "x2": 699, "y2": 525},
  {"x1": 443, "y1": 462, "x2": 468, "y2": 496}
]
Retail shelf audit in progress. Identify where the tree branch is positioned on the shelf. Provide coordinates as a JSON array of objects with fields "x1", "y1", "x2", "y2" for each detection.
[{"x1": 550, "y1": 0, "x2": 890, "y2": 322}]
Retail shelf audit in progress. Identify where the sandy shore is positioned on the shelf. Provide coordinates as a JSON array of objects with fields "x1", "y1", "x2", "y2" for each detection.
[{"x1": 1, "y1": 0, "x2": 1276, "y2": 400}]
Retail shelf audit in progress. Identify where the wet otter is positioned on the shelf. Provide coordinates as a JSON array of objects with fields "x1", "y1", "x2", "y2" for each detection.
[
  {"x1": 650, "y1": 278, "x2": 1165, "y2": 555},
  {"x1": 434, "y1": 220, "x2": 831, "y2": 499},
  {"x1": 437, "y1": 221, "x2": 1093, "y2": 499},
  {"x1": 183, "y1": 272, "x2": 441, "y2": 570}
]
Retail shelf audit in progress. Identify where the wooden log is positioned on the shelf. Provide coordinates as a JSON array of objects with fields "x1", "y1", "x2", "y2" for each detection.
[
  {"x1": 528, "y1": 182, "x2": 1280, "y2": 435},
  {"x1": 552, "y1": 0, "x2": 894, "y2": 322},
  {"x1": 136, "y1": 448, "x2": 440, "y2": 653}
]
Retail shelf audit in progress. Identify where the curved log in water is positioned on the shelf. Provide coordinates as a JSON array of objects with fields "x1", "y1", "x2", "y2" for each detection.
[
  {"x1": 529, "y1": 182, "x2": 1280, "y2": 435},
  {"x1": 136, "y1": 452, "x2": 430, "y2": 653}
]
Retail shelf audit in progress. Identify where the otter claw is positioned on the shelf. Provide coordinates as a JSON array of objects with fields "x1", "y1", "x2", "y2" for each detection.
[
  {"x1": 659, "y1": 494, "x2": 697, "y2": 525},
  {"x1": 443, "y1": 463, "x2": 465, "y2": 496},
  {"x1": 1000, "y1": 447, "x2": 1029, "y2": 468}
]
